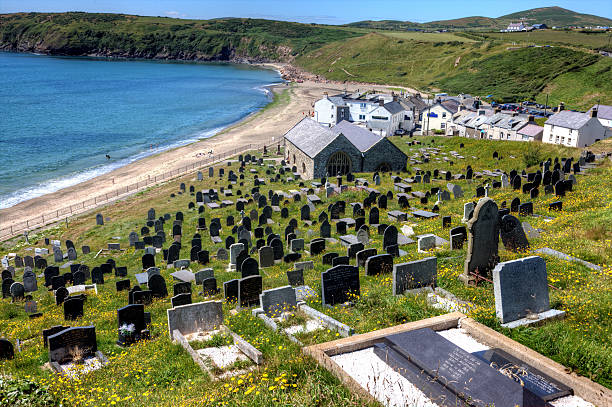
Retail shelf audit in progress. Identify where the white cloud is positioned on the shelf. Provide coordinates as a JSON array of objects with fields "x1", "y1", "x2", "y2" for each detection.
[{"x1": 165, "y1": 11, "x2": 186, "y2": 18}]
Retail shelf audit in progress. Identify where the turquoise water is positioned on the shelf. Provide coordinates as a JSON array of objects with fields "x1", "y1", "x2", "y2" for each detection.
[{"x1": 0, "y1": 52, "x2": 281, "y2": 209}]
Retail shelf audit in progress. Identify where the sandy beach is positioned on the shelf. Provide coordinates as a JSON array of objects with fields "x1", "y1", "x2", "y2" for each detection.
[{"x1": 0, "y1": 62, "x2": 420, "y2": 234}]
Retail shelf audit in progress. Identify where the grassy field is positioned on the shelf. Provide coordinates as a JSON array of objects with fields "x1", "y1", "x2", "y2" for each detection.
[
  {"x1": 378, "y1": 31, "x2": 475, "y2": 42},
  {"x1": 0, "y1": 135, "x2": 611, "y2": 406},
  {"x1": 536, "y1": 57, "x2": 612, "y2": 110},
  {"x1": 468, "y1": 30, "x2": 612, "y2": 51}
]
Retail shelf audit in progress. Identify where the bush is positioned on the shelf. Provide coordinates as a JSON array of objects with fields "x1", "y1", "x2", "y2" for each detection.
[
  {"x1": 0, "y1": 377, "x2": 56, "y2": 407},
  {"x1": 523, "y1": 144, "x2": 543, "y2": 168}
]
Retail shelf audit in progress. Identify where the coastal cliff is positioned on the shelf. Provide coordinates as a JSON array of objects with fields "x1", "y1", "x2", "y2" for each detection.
[{"x1": 0, "y1": 12, "x2": 360, "y2": 63}]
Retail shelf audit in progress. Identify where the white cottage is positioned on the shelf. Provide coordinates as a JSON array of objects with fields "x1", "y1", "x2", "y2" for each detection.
[
  {"x1": 421, "y1": 100, "x2": 459, "y2": 133},
  {"x1": 543, "y1": 109, "x2": 608, "y2": 147}
]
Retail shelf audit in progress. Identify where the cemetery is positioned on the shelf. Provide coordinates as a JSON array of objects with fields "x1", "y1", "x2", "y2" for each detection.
[{"x1": 0, "y1": 135, "x2": 611, "y2": 406}]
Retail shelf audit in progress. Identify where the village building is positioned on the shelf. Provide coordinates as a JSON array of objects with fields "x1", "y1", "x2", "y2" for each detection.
[
  {"x1": 485, "y1": 113, "x2": 531, "y2": 141},
  {"x1": 446, "y1": 109, "x2": 492, "y2": 138},
  {"x1": 505, "y1": 22, "x2": 528, "y2": 31},
  {"x1": 516, "y1": 123, "x2": 544, "y2": 142},
  {"x1": 420, "y1": 99, "x2": 460, "y2": 133},
  {"x1": 313, "y1": 92, "x2": 414, "y2": 136},
  {"x1": 543, "y1": 108, "x2": 608, "y2": 147},
  {"x1": 283, "y1": 118, "x2": 408, "y2": 179},
  {"x1": 587, "y1": 104, "x2": 612, "y2": 129}
]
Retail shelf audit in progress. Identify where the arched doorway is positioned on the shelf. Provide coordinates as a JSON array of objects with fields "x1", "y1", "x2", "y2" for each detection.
[
  {"x1": 376, "y1": 162, "x2": 391, "y2": 172},
  {"x1": 326, "y1": 152, "x2": 352, "y2": 176}
]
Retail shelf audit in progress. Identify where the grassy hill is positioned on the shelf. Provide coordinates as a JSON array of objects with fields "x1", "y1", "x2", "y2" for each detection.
[
  {"x1": 295, "y1": 32, "x2": 611, "y2": 108},
  {"x1": 346, "y1": 6, "x2": 612, "y2": 31},
  {"x1": 0, "y1": 12, "x2": 362, "y2": 61},
  {"x1": 0, "y1": 136, "x2": 610, "y2": 406}
]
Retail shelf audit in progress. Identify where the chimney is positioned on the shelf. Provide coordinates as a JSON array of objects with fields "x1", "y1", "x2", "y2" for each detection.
[
  {"x1": 495, "y1": 107, "x2": 501, "y2": 113},
  {"x1": 558, "y1": 102, "x2": 565, "y2": 111},
  {"x1": 458, "y1": 104, "x2": 466, "y2": 112},
  {"x1": 393, "y1": 94, "x2": 399, "y2": 102},
  {"x1": 323, "y1": 92, "x2": 328, "y2": 96},
  {"x1": 379, "y1": 100, "x2": 385, "y2": 106},
  {"x1": 591, "y1": 108, "x2": 598, "y2": 118},
  {"x1": 478, "y1": 109, "x2": 486, "y2": 116}
]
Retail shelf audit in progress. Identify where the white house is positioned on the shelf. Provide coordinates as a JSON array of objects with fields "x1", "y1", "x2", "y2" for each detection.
[
  {"x1": 313, "y1": 95, "x2": 350, "y2": 126},
  {"x1": 367, "y1": 100, "x2": 408, "y2": 136},
  {"x1": 587, "y1": 105, "x2": 612, "y2": 129},
  {"x1": 543, "y1": 109, "x2": 608, "y2": 147},
  {"x1": 506, "y1": 22, "x2": 527, "y2": 31},
  {"x1": 421, "y1": 100, "x2": 459, "y2": 133},
  {"x1": 313, "y1": 92, "x2": 410, "y2": 136}
]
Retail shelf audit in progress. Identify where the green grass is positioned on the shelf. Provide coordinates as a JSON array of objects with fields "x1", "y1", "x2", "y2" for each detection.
[
  {"x1": 536, "y1": 57, "x2": 612, "y2": 111},
  {"x1": 379, "y1": 31, "x2": 475, "y2": 42},
  {"x1": 0, "y1": 136, "x2": 611, "y2": 406},
  {"x1": 469, "y1": 30, "x2": 612, "y2": 51},
  {"x1": 435, "y1": 46, "x2": 599, "y2": 103}
]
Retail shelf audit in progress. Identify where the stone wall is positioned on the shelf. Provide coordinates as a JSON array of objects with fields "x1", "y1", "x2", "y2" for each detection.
[
  {"x1": 285, "y1": 140, "x2": 315, "y2": 179},
  {"x1": 362, "y1": 138, "x2": 407, "y2": 172},
  {"x1": 313, "y1": 135, "x2": 362, "y2": 178}
]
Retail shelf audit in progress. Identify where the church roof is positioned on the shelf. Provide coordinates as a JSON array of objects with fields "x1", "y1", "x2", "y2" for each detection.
[
  {"x1": 284, "y1": 118, "x2": 389, "y2": 158},
  {"x1": 283, "y1": 118, "x2": 338, "y2": 158},
  {"x1": 331, "y1": 120, "x2": 383, "y2": 152}
]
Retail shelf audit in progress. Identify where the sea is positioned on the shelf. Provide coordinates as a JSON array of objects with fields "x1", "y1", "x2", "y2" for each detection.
[{"x1": 0, "y1": 52, "x2": 282, "y2": 209}]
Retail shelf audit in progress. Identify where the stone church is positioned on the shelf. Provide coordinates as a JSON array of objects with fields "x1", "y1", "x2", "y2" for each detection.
[{"x1": 283, "y1": 118, "x2": 407, "y2": 179}]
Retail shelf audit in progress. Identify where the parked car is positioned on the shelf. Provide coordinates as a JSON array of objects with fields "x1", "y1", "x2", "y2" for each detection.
[{"x1": 395, "y1": 129, "x2": 407, "y2": 136}]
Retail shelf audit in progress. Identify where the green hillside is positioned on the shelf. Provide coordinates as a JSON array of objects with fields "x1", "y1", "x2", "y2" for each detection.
[
  {"x1": 346, "y1": 6, "x2": 612, "y2": 31},
  {"x1": 0, "y1": 12, "x2": 362, "y2": 61},
  {"x1": 295, "y1": 33, "x2": 611, "y2": 109}
]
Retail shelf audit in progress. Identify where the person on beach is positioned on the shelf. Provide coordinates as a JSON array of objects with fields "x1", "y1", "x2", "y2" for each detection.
[{"x1": 106, "y1": 154, "x2": 111, "y2": 160}]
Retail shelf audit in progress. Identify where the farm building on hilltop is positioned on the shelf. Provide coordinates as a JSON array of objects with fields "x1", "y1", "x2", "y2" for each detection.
[{"x1": 283, "y1": 118, "x2": 408, "y2": 179}]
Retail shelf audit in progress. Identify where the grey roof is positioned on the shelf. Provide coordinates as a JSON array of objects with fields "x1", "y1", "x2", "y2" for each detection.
[
  {"x1": 441, "y1": 100, "x2": 460, "y2": 114},
  {"x1": 331, "y1": 120, "x2": 383, "y2": 152},
  {"x1": 588, "y1": 105, "x2": 612, "y2": 121},
  {"x1": 284, "y1": 118, "x2": 338, "y2": 158},
  {"x1": 327, "y1": 96, "x2": 348, "y2": 107},
  {"x1": 518, "y1": 124, "x2": 544, "y2": 137},
  {"x1": 485, "y1": 112, "x2": 528, "y2": 130},
  {"x1": 383, "y1": 101, "x2": 405, "y2": 115},
  {"x1": 545, "y1": 110, "x2": 591, "y2": 130}
]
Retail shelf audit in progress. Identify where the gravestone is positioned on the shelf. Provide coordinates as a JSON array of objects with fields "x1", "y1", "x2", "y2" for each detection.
[
  {"x1": 462, "y1": 198, "x2": 499, "y2": 284},
  {"x1": 365, "y1": 254, "x2": 393, "y2": 276},
  {"x1": 393, "y1": 257, "x2": 438, "y2": 295},
  {"x1": 63, "y1": 297, "x2": 84, "y2": 321},
  {"x1": 259, "y1": 285, "x2": 297, "y2": 318},
  {"x1": 493, "y1": 256, "x2": 551, "y2": 324},
  {"x1": 286, "y1": 269, "x2": 304, "y2": 287},
  {"x1": 238, "y1": 275, "x2": 263, "y2": 308},
  {"x1": 500, "y1": 214, "x2": 530, "y2": 252},
  {"x1": 148, "y1": 274, "x2": 168, "y2": 298},
  {"x1": 321, "y1": 265, "x2": 360, "y2": 306},
  {"x1": 96, "y1": 214, "x2": 104, "y2": 225},
  {"x1": 224, "y1": 279, "x2": 239, "y2": 302},
  {"x1": 241, "y1": 257, "x2": 259, "y2": 278},
  {"x1": 383, "y1": 225, "x2": 398, "y2": 249},
  {"x1": 23, "y1": 271, "x2": 38, "y2": 292},
  {"x1": 47, "y1": 326, "x2": 97, "y2": 364}
]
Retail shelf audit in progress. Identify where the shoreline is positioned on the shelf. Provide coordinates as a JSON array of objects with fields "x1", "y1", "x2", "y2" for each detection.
[{"x1": 0, "y1": 59, "x2": 420, "y2": 236}]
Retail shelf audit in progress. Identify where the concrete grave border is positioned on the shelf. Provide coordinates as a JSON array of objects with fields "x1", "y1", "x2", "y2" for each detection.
[{"x1": 302, "y1": 312, "x2": 612, "y2": 406}]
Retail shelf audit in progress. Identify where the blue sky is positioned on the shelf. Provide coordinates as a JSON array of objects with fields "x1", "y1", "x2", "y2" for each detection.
[{"x1": 1, "y1": 1, "x2": 611, "y2": 24}]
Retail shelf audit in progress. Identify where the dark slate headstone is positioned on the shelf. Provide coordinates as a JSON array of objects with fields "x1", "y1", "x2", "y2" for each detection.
[
  {"x1": 322, "y1": 252, "x2": 339, "y2": 265},
  {"x1": 463, "y1": 198, "x2": 499, "y2": 282},
  {"x1": 321, "y1": 265, "x2": 360, "y2": 306},
  {"x1": 383, "y1": 225, "x2": 398, "y2": 249},
  {"x1": 393, "y1": 257, "x2": 437, "y2": 295},
  {"x1": 48, "y1": 326, "x2": 97, "y2": 364},
  {"x1": 376, "y1": 328, "x2": 525, "y2": 407},
  {"x1": 224, "y1": 279, "x2": 239, "y2": 302},
  {"x1": 365, "y1": 254, "x2": 393, "y2": 276},
  {"x1": 116, "y1": 279, "x2": 131, "y2": 292},
  {"x1": 500, "y1": 215, "x2": 530, "y2": 252},
  {"x1": 238, "y1": 275, "x2": 263, "y2": 308},
  {"x1": 148, "y1": 274, "x2": 168, "y2": 298},
  {"x1": 63, "y1": 296, "x2": 84, "y2": 321},
  {"x1": 0, "y1": 339, "x2": 14, "y2": 360},
  {"x1": 286, "y1": 269, "x2": 304, "y2": 287},
  {"x1": 309, "y1": 238, "x2": 325, "y2": 255},
  {"x1": 493, "y1": 256, "x2": 550, "y2": 324},
  {"x1": 171, "y1": 293, "x2": 192, "y2": 308},
  {"x1": 173, "y1": 281, "x2": 191, "y2": 296}
]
